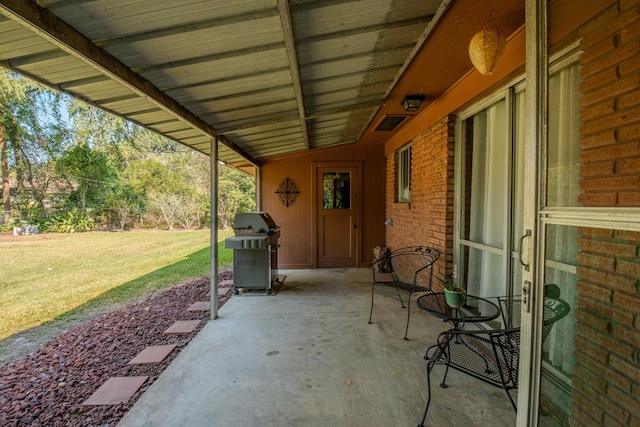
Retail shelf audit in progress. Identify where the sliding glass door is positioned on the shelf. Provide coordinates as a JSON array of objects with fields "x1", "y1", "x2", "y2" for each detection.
[
  {"x1": 455, "y1": 49, "x2": 585, "y2": 425},
  {"x1": 455, "y1": 91, "x2": 517, "y2": 299},
  {"x1": 535, "y1": 53, "x2": 581, "y2": 427}
]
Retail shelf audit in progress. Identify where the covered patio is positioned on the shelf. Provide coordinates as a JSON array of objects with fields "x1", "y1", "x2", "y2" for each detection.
[
  {"x1": 2, "y1": 1, "x2": 638, "y2": 425},
  {"x1": 117, "y1": 268, "x2": 516, "y2": 427}
]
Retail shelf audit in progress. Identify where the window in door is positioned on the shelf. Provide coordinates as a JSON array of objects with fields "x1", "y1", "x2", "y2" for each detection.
[{"x1": 323, "y1": 172, "x2": 350, "y2": 209}]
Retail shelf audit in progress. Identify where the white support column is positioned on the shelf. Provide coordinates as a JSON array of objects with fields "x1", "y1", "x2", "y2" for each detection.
[{"x1": 210, "y1": 138, "x2": 219, "y2": 320}]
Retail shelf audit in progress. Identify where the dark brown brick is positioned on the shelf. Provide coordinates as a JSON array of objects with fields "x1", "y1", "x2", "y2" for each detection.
[
  {"x1": 580, "y1": 227, "x2": 615, "y2": 238},
  {"x1": 577, "y1": 279, "x2": 613, "y2": 301},
  {"x1": 579, "y1": 3, "x2": 620, "y2": 39},
  {"x1": 620, "y1": 0, "x2": 640, "y2": 12},
  {"x1": 574, "y1": 367, "x2": 630, "y2": 423},
  {"x1": 614, "y1": 229, "x2": 640, "y2": 241},
  {"x1": 579, "y1": 236, "x2": 638, "y2": 257},
  {"x1": 581, "y1": 68, "x2": 620, "y2": 94},
  {"x1": 617, "y1": 158, "x2": 640, "y2": 173},
  {"x1": 619, "y1": 87, "x2": 640, "y2": 110},
  {"x1": 581, "y1": 161, "x2": 615, "y2": 177},
  {"x1": 617, "y1": 259, "x2": 640, "y2": 277},
  {"x1": 603, "y1": 414, "x2": 627, "y2": 427},
  {"x1": 579, "y1": 192, "x2": 618, "y2": 207},
  {"x1": 619, "y1": 122, "x2": 640, "y2": 141},
  {"x1": 570, "y1": 400, "x2": 603, "y2": 426},
  {"x1": 581, "y1": 99, "x2": 616, "y2": 123},
  {"x1": 571, "y1": 388, "x2": 605, "y2": 424},
  {"x1": 577, "y1": 294, "x2": 636, "y2": 328},
  {"x1": 581, "y1": 75, "x2": 640, "y2": 108},
  {"x1": 575, "y1": 306, "x2": 611, "y2": 331},
  {"x1": 582, "y1": 2, "x2": 640, "y2": 47},
  {"x1": 612, "y1": 291, "x2": 640, "y2": 313},
  {"x1": 577, "y1": 266, "x2": 638, "y2": 292},
  {"x1": 619, "y1": 52, "x2": 640, "y2": 76},
  {"x1": 581, "y1": 109, "x2": 640, "y2": 137},
  {"x1": 619, "y1": 191, "x2": 640, "y2": 206},
  {"x1": 575, "y1": 327, "x2": 635, "y2": 384},
  {"x1": 574, "y1": 335, "x2": 610, "y2": 368},
  {"x1": 579, "y1": 175, "x2": 640, "y2": 192},
  {"x1": 580, "y1": 141, "x2": 640, "y2": 163},
  {"x1": 580, "y1": 41, "x2": 640, "y2": 80},
  {"x1": 577, "y1": 253, "x2": 616, "y2": 271},
  {"x1": 385, "y1": 116, "x2": 454, "y2": 268},
  {"x1": 619, "y1": 6, "x2": 640, "y2": 44},
  {"x1": 610, "y1": 354, "x2": 640, "y2": 386},
  {"x1": 581, "y1": 131, "x2": 617, "y2": 149}
]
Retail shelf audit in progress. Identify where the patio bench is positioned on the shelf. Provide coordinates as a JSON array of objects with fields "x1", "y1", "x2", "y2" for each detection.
[
  {"x1": 418, "y1": 284, "x2": 571, "y2": 426},
  {"x1": 368, "y1": 246, "x2": 440, "y2": 340}
]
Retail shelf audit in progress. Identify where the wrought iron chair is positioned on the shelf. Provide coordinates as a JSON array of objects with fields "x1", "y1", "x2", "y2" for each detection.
[
  {"x1": 418, "y1": 285, "x2": 570, "y2": 427},
  {"x1": 499, "y1": 284, "x2": 568, "y2": 342},
  {"x1": 368, "y1": 246, "x2": 439, "y2": 340}
]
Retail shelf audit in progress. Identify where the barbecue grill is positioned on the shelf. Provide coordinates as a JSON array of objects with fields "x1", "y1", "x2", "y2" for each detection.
[{"x1": 224, "y1": 212, "x2": 280, "y2": 294}]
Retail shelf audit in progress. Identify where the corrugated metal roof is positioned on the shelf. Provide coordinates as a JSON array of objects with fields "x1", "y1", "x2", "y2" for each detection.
[{"x1": 0, "y1": 0, "x2": 447, "y2": 168}]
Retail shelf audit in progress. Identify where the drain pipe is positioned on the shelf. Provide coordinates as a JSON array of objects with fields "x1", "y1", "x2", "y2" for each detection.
[{"x1": 210, "y1": 137, "x2": 219, "y2": 320}]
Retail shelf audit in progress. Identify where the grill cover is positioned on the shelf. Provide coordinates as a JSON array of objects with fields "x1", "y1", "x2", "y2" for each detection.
[{"x1": 232, "y1": 212, "x2": 277, "y2": 235}]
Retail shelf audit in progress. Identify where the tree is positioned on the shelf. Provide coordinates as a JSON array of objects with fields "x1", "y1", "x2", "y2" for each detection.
[
  {"x1": 102, "y1": 181, "x2": 139, "y2": 230},
  {"x1": 1, "y1": 70, "x2": 256, "y2": 231},
  {"x1": 0, "y1": 69, "x2": 67, "y2": 224},
  {"x1": 66, "y1": 100, "x2": 138, "y2": 168},
  {"x1": 55, "y1": 144, "x2": 115, "y2": 211},
  {"x1": 218, "y1": 166, "x2": 256, "y2": 229}
]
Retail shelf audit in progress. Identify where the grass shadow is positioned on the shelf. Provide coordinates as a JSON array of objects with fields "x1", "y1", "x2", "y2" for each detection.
[{"x1": 0, "y1": 241, "x2": 232, "y2": 364}]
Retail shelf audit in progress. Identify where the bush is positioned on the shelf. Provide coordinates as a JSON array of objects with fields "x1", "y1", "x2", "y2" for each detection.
[
  {"x1": 0, "y1": 218, "x2": 20, "y2": 233},
  {"x1": 45, "y1": 209, "x2": 95, "y2": 233}
]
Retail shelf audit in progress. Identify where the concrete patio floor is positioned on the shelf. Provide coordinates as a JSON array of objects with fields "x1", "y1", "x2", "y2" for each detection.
[{"x1": 118, "y1": 268, "x2": 516, "y2": 427}]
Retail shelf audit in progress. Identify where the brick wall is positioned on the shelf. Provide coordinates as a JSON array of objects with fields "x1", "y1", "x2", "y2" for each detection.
[
  {"x1": 571, "y1": 1, "x2": 640, "y2": 425},
  {"x1": 384, "y1": 115, "x2": 455, "y2": 282}
]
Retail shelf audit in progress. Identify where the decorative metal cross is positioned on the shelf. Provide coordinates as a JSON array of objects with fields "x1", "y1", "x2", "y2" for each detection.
[{"x1": 275, "y1": 177, "x2": 300, "y2": 207}]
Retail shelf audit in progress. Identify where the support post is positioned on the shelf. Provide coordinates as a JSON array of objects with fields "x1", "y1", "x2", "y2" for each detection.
[{"x1": 210, "y1": 138, "x2": 219, "y2": 320}]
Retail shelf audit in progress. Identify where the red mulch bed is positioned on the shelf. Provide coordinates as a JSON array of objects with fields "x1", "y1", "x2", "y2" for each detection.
[{"x1": 0, "y1": 272, "x2": 233, "y2": 426}]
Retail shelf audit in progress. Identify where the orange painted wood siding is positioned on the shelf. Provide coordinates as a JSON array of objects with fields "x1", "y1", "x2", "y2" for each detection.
[{"x1": 261, "y1": 144, "x2": 385, "y2": 268}]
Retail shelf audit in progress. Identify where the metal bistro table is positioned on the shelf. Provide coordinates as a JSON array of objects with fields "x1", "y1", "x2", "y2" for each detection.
[{"x1": 416, "y1": 292, "x2": 501, "y2": 330}]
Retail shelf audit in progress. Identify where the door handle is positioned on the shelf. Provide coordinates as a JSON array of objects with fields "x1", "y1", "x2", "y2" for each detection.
[
  {"x1": 352, "y1": 224, "x2": 357, "y2": 228},
  {"x1": 519, "y1": 229, "x2": 531, "y2": 271}
]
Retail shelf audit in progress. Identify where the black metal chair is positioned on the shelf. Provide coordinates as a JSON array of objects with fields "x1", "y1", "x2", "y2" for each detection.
[
  {"x1": 499, "y1": 284, "x2": 568, "y2": 342},
  {"x1": 368, "y1": 246, "x2": 439, "y2": 340},
  {"x1": 418, "y1": 285, "x2": 570, "y2": 427}
]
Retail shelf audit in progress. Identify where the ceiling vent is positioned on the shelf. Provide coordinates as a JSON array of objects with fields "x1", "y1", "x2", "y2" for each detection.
[{"x1": 375, "y1": 115, "x2": 408, "y2": 131}]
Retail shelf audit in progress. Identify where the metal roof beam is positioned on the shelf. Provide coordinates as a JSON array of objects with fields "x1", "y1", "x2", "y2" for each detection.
[
  {"x1": 277, "y1": 0, "x2": 309, "y2": 151},
  {"x1": 0, "y1": 0, "x2": 260, "y2": 166}
]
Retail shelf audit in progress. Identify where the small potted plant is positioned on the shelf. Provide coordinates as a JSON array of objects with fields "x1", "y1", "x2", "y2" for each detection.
[{"x1": 440, "y1": 276, "x2": 466, "y2": 308}]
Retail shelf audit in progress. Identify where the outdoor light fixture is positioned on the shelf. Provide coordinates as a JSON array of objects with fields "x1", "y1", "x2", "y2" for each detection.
[{"x1": 400, "y1": 95, "x2": 424, "y2": 112}]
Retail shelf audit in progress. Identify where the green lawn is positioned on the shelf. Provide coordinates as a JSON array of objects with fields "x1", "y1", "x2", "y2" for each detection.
[{"x1": 0, "y1": 229, "x2": 233, "y2": 340}]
